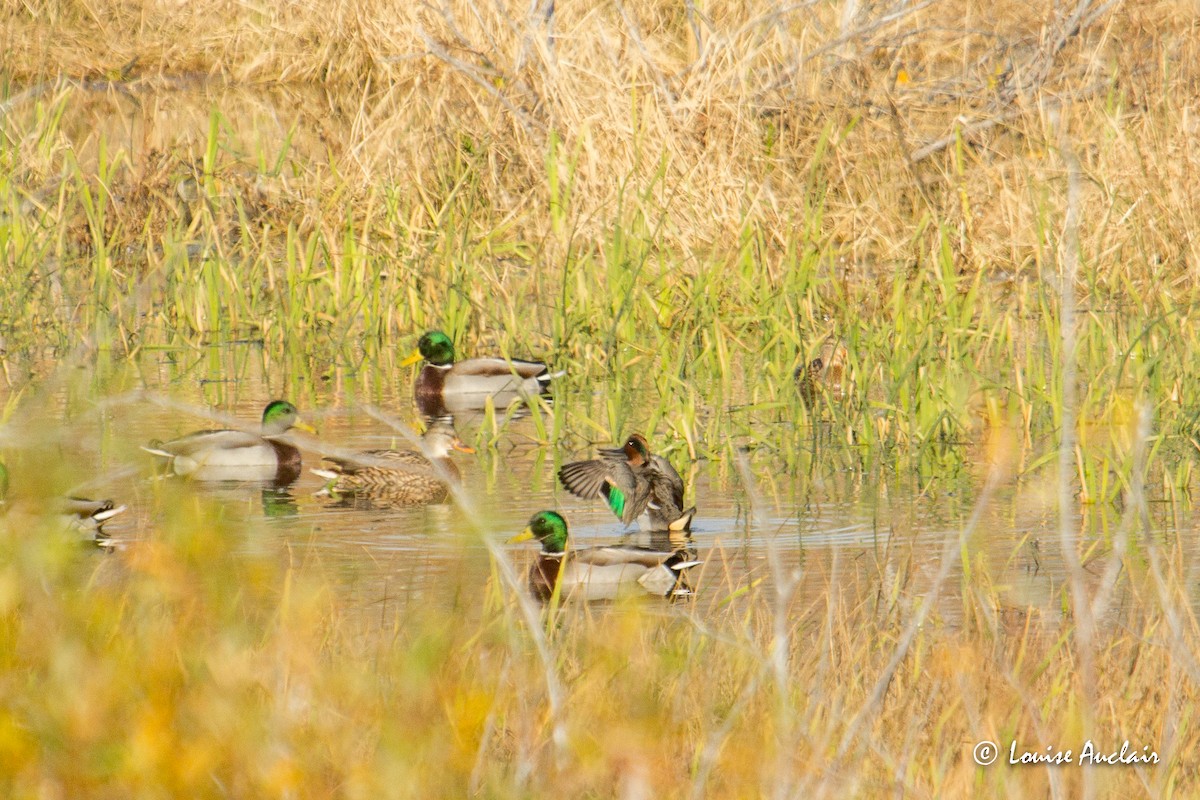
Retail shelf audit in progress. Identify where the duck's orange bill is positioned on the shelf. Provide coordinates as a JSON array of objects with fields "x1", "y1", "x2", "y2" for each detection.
[
  {"x1": 399, "y1": 349, "x2": 424, "y2": 367},
  {"x1": 453, "y1": 439, "x2": 476, "y2": 454},
  {"x1": 506, "y1": 527, "x2": 535, "y2": 544}
]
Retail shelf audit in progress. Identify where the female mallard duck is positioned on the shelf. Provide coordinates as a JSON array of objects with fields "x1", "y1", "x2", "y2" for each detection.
[
  {"x1": 796, "y1": 336, "x2": 849, "y2": 407},
  {"x1": 401, "y1": 330, "x2": 557, "y2": 415},
  {"x1": 507, "y1": 510, "x2": 699, "y2": 602},
  {"x1": 142, "y1": 400, "x2": 316, "y2": 484},
  {"x1": 0, "y1": 463, "x2": 126, "y2": 547},
  {"x1": 557, "y1": 433, "x2": 695, "y2": 532},
  {"x1": 311, "y1": 420, "x2": 474, "y2": 507}
]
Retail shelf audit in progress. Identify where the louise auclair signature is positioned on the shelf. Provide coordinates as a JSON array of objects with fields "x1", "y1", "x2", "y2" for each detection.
[{"x1": 1007, "y1": 740, "x2": 1159, "y2": 766}]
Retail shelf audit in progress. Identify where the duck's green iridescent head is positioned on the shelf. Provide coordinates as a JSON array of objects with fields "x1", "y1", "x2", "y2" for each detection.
[
  {"x1": 508, "y1": 510, "x2": 569, "y2": 553},
  {"x1": 401, "y1": 330, "x2": 456, "y2": 367},
  {"x1": 261, "y1": 400, "x2": 316, "y2": 436}
]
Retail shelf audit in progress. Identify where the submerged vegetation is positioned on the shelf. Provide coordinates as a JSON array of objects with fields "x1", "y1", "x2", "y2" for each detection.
[{"x1": 2, "y1": 0, "x2": 1200, "y2": 796}]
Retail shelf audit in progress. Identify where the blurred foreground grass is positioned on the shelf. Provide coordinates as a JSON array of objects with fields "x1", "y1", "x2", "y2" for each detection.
[{"x1": 0, "y1": 487, "x2": 1191, "y2": 797}]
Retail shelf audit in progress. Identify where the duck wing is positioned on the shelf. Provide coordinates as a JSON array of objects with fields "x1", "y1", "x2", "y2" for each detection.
[
  {"x1": 322, "y1": 448, "x2": 429, "y2": 474},
  {"x1": 566, "y1": 546, "x2": 701, "y2": 599},
  {"x1": 145, "y1": 429, "x2": 265, "y2": 458},
  {"x1": 441, "y1": 358, "x2": 553, "y2": 399},
  {"x1": 558, "y1": 456, "x2": 651, "y2": 525},
  {"x1": 314, "y1": 448, "x2": 449, "y2": 504},
  {"x1": 638, "y1": 462, "x2": 695, "y2": 531},
  {"x1": 572, "y1": 545, "x2": 675, "y2": 568},
  {"x1": 450, "y1": 357, "x2": 548, "y2": 380},
  {"x1": 649, "y1": 454, "x2": 686, "y2": 509}
]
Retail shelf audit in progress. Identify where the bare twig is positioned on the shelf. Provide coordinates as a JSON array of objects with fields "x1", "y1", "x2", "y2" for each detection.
[
  {"x1": 1056, "y1": 117, "x2": 1097, "y2": 800},
  {"x1": 909, "y1": 80, "x2": 1106, "y2": 163},
  {"x1": 417, "y1": 27, "x2": 547, "y2": 135},
  {"x1": 613, "y1": 0, "x2": 678, "y2": 117},
  {"x1": 759, "y1": 0, "x2": 938, "y2": 97}
]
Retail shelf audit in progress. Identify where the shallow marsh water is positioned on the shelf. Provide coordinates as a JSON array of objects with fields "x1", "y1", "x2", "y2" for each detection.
[{"x1": 1, "y1": 340, "x2": 1190, "y2": 629}]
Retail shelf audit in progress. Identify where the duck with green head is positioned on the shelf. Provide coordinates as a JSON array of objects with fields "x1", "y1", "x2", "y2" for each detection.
[
  {"x1": 142, "y1": 400, "x2": 316, "y2": 484},
  {"x1": 401, "y1": 330, "x2": 558, "y2": 416},
  {"x1": 558, "y1": 433, "x2": 695, "y2": 533},
  {"x1": 312, "y1": 418, "x2": 475, "y2": 507},
  {"x1": 507, "y1": 510, "x2": 699, "y2": 602}
]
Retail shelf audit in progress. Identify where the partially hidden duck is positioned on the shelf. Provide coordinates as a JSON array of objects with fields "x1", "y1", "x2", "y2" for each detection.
[
  {"x1": 796, "y1": 336, "x2": 849, "y2": 407},
  {"x1": 0, "y1": 462, "x2": 126, "y2": 548}
]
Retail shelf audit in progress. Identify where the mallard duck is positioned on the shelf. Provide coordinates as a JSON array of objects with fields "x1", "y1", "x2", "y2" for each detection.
[
  {"x1": 142, "y1": 400, "x2": 316, "y2": 484},
  {"x1": 796, "y1": 336, "x2": 849, "y2": 407},
  {"x1": 507, "y1": 510, "x2": 699, "y2": 602},
  {"x1": 311, "y1": 420, "x2": 474, "y2": 506},
  {"x1": 401, "y1": 330, "x2": 557, "y2": 415},
  {"x1": 0, "y1": 463, "x2": 126, "y2": 547},
  {"x1": 59, "y1": 497, "x2": 127, "y2": 547},
  {"x1": 558, "y1": 433, "x2": 695, "y2": 532}
]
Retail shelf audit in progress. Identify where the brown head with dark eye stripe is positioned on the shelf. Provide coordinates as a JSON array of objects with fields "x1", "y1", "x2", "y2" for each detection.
[{"x1": 622, "y1": 433, "x2": 651, "y2": 467}]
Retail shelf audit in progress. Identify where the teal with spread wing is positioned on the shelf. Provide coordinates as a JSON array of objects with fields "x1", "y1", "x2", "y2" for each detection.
[{"x1": 557, "y1": 433, "x2": 694, "y2": 532}]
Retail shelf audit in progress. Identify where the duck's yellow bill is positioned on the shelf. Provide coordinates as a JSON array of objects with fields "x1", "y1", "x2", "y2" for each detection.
[
  {"x1": 506, "y1": 527, "x2": 535, "y2": 544},
  {"x1": 399, "y1": 349, "x2": 424, "y2": 367},
  {"x1": 293, "y1": 420, "x2": 318, "y2": 434},
  {"x1": 453, "y1": 439, "x2": 476, "y2": 454}
]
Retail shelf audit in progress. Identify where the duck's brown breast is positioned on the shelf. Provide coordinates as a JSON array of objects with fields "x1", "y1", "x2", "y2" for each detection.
[
  {"x1": 415, "y1": 365, "x2": 447, "y2": 401},
  {"x1": 268, "y1": 439, "x2": 303, "y2": 486},
  {"x1": 529, "y1": 555, "x2": 564, "y2": 602}
]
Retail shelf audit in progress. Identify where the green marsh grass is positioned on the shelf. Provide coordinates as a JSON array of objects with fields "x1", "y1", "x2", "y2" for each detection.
[{"x1": 2, "y1": 0, "x2": 1200, "y2": 795}]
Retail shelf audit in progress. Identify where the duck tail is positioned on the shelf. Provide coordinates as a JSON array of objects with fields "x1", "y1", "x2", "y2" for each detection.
[
  {"x1": 668, "y1": 506, "x2": 696, "y2": 533},
  {"x1": 92, "y1": 503, "x2": 127, "y2": 524},
  {"x1": 311, "y1": 469, "x2": 347, "y2": 498},
  {"x1": 536, "y1": 370, "x2": 566, "y2": 389},
  {"x1": 140, "y1": 444, "x2": 174, "y2": 460}
]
